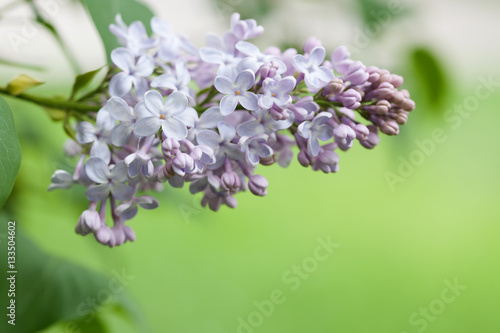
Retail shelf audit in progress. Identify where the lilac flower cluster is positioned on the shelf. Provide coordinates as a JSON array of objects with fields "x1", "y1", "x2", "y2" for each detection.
[{"x1": 49, "y1": 13, "x2": 415, "y2": 247}]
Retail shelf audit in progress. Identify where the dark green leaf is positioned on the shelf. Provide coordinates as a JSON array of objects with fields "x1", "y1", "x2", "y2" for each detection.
[
  {"x1": 410, "y1": 47, "x2": 448, "y2": 108},
  {"x1": 81, "y1": 0, "x2": 155, "y2": 64},
  {"x1": 0, "y1": 96, "x2": 21, "y2": 209},
  {"x1": 70, "y1": 67, "x2": 104, "y2": 100},
  {"x1": 0, "y1": 233, "x2": 143, "y2": 333}
]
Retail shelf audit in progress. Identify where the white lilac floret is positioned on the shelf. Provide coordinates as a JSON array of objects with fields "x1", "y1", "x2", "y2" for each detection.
[{"x1": 48, "y1": 13, "x2": 415, "y2": 247}]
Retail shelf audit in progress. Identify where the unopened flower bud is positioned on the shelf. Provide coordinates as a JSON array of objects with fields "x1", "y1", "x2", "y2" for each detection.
[
  {"x1": 172, "y1": 153, "x2": 195, "y2": 176},
  {"x1": 380, "y1": 120, "x2": 399, "y2": 136},
  {"x1": 76, "y1": 210, "x2": 101, "y2": 235},
  {"x1": 298, "y1": 150, "x2": 311, "y2": 167},
  {"x1": 221, "y1": 171, "x2": 241, "y2": 192},
  {"x1": 162, "y1": 138, "x2": 180, "y2": 158},
  {"x1": 359, "y1": 125, "x2": 380, "y2": 149},
  {"x1": 375, "y1": 100, "x2": 391, "y2": 115},
  {"x1": 303, "y1": 36, "x2": 322, "y2": 54},
  {"x1": 259, "y1": 155, "x2": 275, "y2": 166},
  {"x1": 322, "y1": 78, "x2": 344, "y2": 97},
  {"x1": 248, "y1": 175, "x2": 268, "y2": 196}
]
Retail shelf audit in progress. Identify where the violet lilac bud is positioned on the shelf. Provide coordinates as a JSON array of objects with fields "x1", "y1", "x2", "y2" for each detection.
[
  {"x1": 359, "y1": 125, "x2": 380, "y2": 149},
  {"x1": 303, "y1": 36, "x2": 322, "y2": 54},
  {"x1": 333, "y1": 124, "x2": 356, "y2": 151},
  {"x1": 221, "y1": 171, "x2": 241, "y2": 192},
  {"x1": 76, "y1": 209, "x2": 101, "y2": 235},
  {"x1": 258, "y1": 62, "x2": 278, "y2": 80},
  {"x1": 322, "y1": 78, "x2": 344, "y2": 97},
  {"x1": 172, "y1": 153, "x2": 195, "y2": 176},
  {"x1": 248, "y1": 175, "x2": 268, "y2": 196},
  {"x1": 162, "y1": 138, "x2": 180, "y2": 158},
  {"x1": 337, "y1": 89, "x2": 362, "y2": 110}
]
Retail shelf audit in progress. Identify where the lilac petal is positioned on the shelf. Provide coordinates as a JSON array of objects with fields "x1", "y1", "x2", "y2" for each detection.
[
  {"x1": 225, "y1": 144, "x2": 245, "y2": 160},
  {"x1": 107, "y1": 97, "x2": 132, "y2": 121},
  {"x1": 304, "y1": 73, "x2": 321, "y2": 89},
  {"x1": 235, "y1": 70, "x2": 255, "y2": 91},
  {"x1": 96, "y1": 108, "x2": 115, "y2": 131},
  {"x1": 86, "y1": 183, "x2": 111, "y2": 201},
  {"x1": 158, "y1": 39, "x2": 180, "y2": 62},
  {"x1": 111, "y1": 48, "x2": 134, "y2": 73},
  {"x1": 76, "y1": 122, "x2": 96, "y2": 144},
  {"x1": 128, "y1": 21, "x2": 147, "y2": 41},
  {"x1": 151, "y1": 17, "x2": 171, "y2": 37},
  {"x1": 90, "y1": 140, "x2": 111, "y2": 164},
  {"x1": 308, "y1": 137, "x2": 321, "y2": 157},
  {"x1": 110, "y1": 73, "x2": 133, "y2": 97},
  {"x1": 214, "y1": 76, "x2": 236, "y2": 95},
  {"x1": 161, "y1": 118, "x2": 187, "y2": 140},
  {"x1": 135, "y1": 55, "x2": 154, "y2": 77},
  {"x1": 316, "y1": 67, "x2": 335, "y2": 83},
  {"x1": 199, "y1": 107, "x2": 223, "y2": 128},
  {"x1": 111, "y1": 184, "x2": 134, "y2": 201},
  {"x1": 136, "y1": 196, "x2": 159, "y2": 209},
  {"x1": 116, "y1": 203, "x2": 138, "y2": 221},
  {"x1": 134, "y1": 116, "x2": 161, "y2": 137},
  {"x1": 256, "y1": 143, "x2": 273, "y2": 157},
  {"x1": 316, "y1": 124, "x2": 334, "y2": 141},
  {"x1": 197, "y1": 130, "x2": 221, "y2": 148},
  {"x1": 309, "y1": 47, "x2": 326, "y2": 67},
  {"x1": 111, "y1": 161, "x2": 129, "y2": 183},
  {"x1": 332, "y1": 46, "x2": 349, "y2": 63},
  {"x1": 292, "y1": 55, "x2": 309, "y2": 73},
  {"x1": 272, "y1": 111, "x2": 295, "y2": 131},
  {"x1": 134, "y1": 101, "x2": 151, "y2": 119},
  {"x1": 247, "y1": 151, "x2": 260, "y2": 166},
  {"x1": 297, "y1": 121, "x2": 312, "y2": 139},
  {"x1": 218, "y1": 121, "x2": 236, "y2": 142},
  {"x1": 128, "y1": 158, "x2": 143, "y2": 178},
  {"x1": 168, "y1": 175, "x2": 184, "y2": 188},
  {"x1": 237, "y1": 119, "x2": 262, "y2": 137},
  {"x1": 190, "y1": 177, "x2": 208, "y2": 194},
  {"x1": 277, "y1": 76, "x2": 297, "y2": 95},
  {"x1": 312, "y1": 112, "x2": 332, "y2": 127},
  {"x1": 239, "y1": 92, "x2": 258, "y2": 110},
  {"x1": 48, "y1": 170, "x2": 73, "y2": 191},
  {"x1": 144, "y1": 90, "x2": 164, "y2": 116},
  {"x1": 235, "y1": 41, "x2": 260, "y2": 57},
  {"x1": 151, "y1": 74, "x2": 176, "y2": 90},
  {"x1": 85, "y1": 157, "x2": 110, "y2": 184},
  {"x1": 217, "y1": 65, "x2": 237, "y2": 81},
  {"x1": 164, "y1": 91, "x2": 188, "y2": 116},
  {"x1": 199, "y1": 47, "x2": 224, "y2": 64},
  {"x1": 258, "y1": 94, "x2": 273, "y2": 110},
  {"x1": 133, "y1": 77, "x2": 149, "y2": 99},
  {"x1": 175, "y1": 107, "x2": 197, "y2": 127},
  {"x1": 220, "y1": 95, "x2": 239, "y2": 116},
  {"x1": 111, "y1": 123, "x2": 133, "y2": 147}
]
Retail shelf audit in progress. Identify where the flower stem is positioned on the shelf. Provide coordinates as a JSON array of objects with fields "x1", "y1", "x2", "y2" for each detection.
[{"x1": 0, "y1": 87, "x2": 101, "y2": 112}]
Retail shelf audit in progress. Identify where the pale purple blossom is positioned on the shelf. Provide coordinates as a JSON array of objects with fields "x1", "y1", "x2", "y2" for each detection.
[
  {"x1": 297, "y1": 112, "x2": 334, "y2": 156},
  {"x1": 293, "y1": 47, "x2": 334, "y2": 89},
  {"x1": 214, "y1": 70, "x2": 258, "y2": 115},
  {"x1": 109, "y1": 48, "x2": 154, "y2": 98},
  {"x1": 134, "y1": 90, "x2": 196, "y2": 139}
]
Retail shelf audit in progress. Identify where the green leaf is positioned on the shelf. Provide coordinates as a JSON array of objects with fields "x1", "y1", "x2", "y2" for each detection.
[
  {"x1": 70, "y1": 67, "x2": 104, "y2": 100},
  {"x1": 0, "y1": 96, "x2": 21, "y2": 209},
  {"x1": 6, "y1": 74, "x2": 43, "y2": 96},
  {"x1": 410, "y1": 47, "x2": 449, "y2": 108},
  {"x1": 0, "y1": 233, "x2": 144, "y2": 333},
  {"x1": 81, "y1": 0, "x2": 155, "y2": 64}
]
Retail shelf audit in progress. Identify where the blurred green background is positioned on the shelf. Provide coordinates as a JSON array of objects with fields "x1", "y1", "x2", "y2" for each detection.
[{"x1": 1, "y1": 0, "x2": 500, "y2": 332}]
